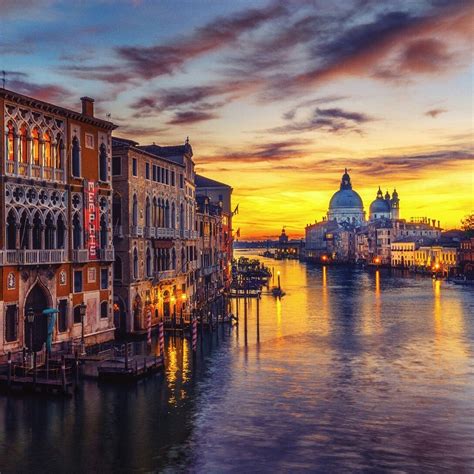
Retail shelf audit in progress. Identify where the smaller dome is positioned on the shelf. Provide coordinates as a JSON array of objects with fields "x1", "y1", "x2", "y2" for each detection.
[{"x1": 370, "y1": 198, "x2": 391, "y2": 214}]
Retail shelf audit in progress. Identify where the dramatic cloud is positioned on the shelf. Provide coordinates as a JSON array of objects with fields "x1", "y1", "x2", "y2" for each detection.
[
  {"x1": 270, "y1": 107, "x2": 373, "y2": 134},
  {"x1": 116, "y1": 2, "x2": 286, "y2": 79},
  {"x1": 4, "y1": 72, "x2": 72, "y2": 103},
  {"x1": 166, "y1": 111, "x2": 218, "y2": 125},
  {"x1": 425, "y1": 108, "x2": 447, "y2": 118}
]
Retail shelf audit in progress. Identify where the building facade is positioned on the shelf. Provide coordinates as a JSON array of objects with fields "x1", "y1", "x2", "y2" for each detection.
[
  {"x1": 1, "y1": 89, "x2": 116, "y2": 356},
  {"x1": 111, "y1": 137, "x2": 198, "y2": 333}
]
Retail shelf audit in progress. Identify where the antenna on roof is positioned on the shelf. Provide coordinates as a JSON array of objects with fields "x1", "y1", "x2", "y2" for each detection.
[
  {"x1": 185, "y1": 136, "x2": 189, "y2": 145},
  {"x1": 1, "y1": 71, "x2": 6, "y2": 89}
]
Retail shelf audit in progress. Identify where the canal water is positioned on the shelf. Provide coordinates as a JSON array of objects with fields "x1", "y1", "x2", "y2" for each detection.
[{"x1": 0, "y1": 251, "x2": 473, "y2": 472}]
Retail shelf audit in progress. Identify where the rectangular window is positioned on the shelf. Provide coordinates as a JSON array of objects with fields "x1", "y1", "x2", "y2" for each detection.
[
  {"x1": 101, "y1": 268, "x2": 109, "y2": 289},
  {"x1": 100, "y1": 301, "x2": 108, "y2": 319},
  {"x1": 74, "y1": 270, "x2": 83, "y2": 293},
  {"x1": 171, "y1": 171, "x2": 175, "y2": 186},
  {"x1": 152, "y1": 165, "x2": 157, "y2": 181},
  {"x1": 145, "y1": 162, "x2": 150, "y2": 180},
  {"x1": 112, "y1": 156, "x2": 121, "y2": 176},
  {"x1": 5, "y1": 305, "x2": 18, "y2": 342},
  {"x1": 180, "y1": 174, "x2": 184, "y2": 188},
  {"x1": 88, "y1": 267, "x2": 96, "y2": 283},
  {"x1": 132, "y1": 158, "x2": 137, "y2": 177},
  {"x1": 159, "y1": 167, "x2": 163, "y2": 183},
  {"x1": 57, "y1": 299, "x2": 68, "y2": 333},
  {"x1": 85, "y1": 133, "x2": 94, "y2": 149},
  {"x1": 165, "y1": 169, "x2": 169, "y2": 185}
]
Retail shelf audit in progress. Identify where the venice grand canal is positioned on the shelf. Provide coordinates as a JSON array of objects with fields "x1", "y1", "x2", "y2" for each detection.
[{"x1": 0, "y1": 252, "x2": 473, "y2": 473}]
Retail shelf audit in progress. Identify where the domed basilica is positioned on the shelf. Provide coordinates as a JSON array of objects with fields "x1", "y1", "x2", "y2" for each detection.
[{"x1": 327, "y1": 169, "x2": 400, "y2": 224}]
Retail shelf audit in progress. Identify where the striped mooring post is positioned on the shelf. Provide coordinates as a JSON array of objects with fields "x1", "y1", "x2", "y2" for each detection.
[
  {"x1": 146, "y1": 309, "x2": 152, "y2": 347},
  {"x1": 158, "y1": 321, "x2": 165, "y2": 360},
  {"x1": 192, "y1": 318, "x2": 198, "y2": 353}
]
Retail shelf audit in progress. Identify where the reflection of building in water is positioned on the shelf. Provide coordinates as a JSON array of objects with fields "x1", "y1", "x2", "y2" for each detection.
[
  {"x1": 275, "y1": 227, "x2": 304, "y2": 259},
  {"x1": 304, "y1": 169, "x2": 450, "y2": 268}
]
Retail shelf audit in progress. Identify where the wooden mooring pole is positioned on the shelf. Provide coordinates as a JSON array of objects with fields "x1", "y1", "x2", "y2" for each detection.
[{"x1": 7, "y1": 351, "x2": 12, "y2": 389}]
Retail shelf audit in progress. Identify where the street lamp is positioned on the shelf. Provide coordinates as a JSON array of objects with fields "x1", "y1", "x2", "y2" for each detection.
[
  {"x1": 79, "y1": 302, "x2": 87, "y2": 355},
  {"x1": 180, "y1": 293, "x2": 187, "y2": 328},
  {"x1": 26, "y1": 307, "x2": 35, "y2": 352}
]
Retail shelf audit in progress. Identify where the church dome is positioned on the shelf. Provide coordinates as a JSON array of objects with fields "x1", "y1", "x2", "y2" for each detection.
[
  {"x1": 369, "y1": 198, "x2": 391, "y2": 214},
  {"x1": 328, "y1": 169, "x2": 363, "y2": 210},
  {"x1": 329, "y1": 189, "x2": 364, "y2": 209}
]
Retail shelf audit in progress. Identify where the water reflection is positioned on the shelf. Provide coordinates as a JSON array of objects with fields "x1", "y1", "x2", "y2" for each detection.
[{"x1": 0, "y1": 253, "x2": 473, "y2": 472}]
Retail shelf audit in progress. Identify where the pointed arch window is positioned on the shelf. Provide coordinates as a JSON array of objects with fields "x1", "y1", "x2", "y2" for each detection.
[
  {"x1": 45, "y1": 213, "x2": 55, "y2": 249},
  {"x1": 32, "y1": 212, "x2": 42, "y2": 249},
  {"x1": 44, "y1": 132, "x2": 52, "y2": 168},
  {"x1": 56, "y1": 134, "x2": 63, "y2": 169},
  {"x1": 72, "y1": 136, "x2": 80, "y2": 177},
  {"x1": 19, "y1": 211, "x2": 29, "y2": 249},
  {"x1": 31, "y1": 128, "x2": 40, "y2": 166},
  {"x1": 19, "y1": 125, "x2": 28, "y2": 165},
  {"x1": 57, "y1": 214, "x2": 66, "y2": 249},
  {"x1": 99, "y1": 143, "x2": 107, "y2": 182},
  {"x1": 133, "y1": 247, "x2": 139, "y2": 279},
  {"x1": 6, "y1": 210, "x2": 17, "y2": 250},
  {"x1": 100, "y1": 214, "x2": 108, "y2": 249},
  {"x1": 73, "y1": 213, "x2": 82, "y2": 248},
  {"x1": 132, "y1": 194, "x2": 138, "y2": 227},
  {"x1": 146, "y1": 247, "x2": 152, "y2": 277},
  {"x1": 165, "y1": 200, "x2": 170, "y2": 228},
  {"x1": 171, "y1": 202, "x2": 176, "y2": 229},
  {"x1": 6, "y1": 122, "x2": 14, "y2": 162},
  {"x1": 145, "y1": 197, "x2": 151, "y2": 228}
]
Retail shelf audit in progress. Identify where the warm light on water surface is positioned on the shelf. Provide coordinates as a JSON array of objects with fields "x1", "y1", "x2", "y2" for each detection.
[{"x1": 0, "y1": 251, "x2": 473, "y2": 472}]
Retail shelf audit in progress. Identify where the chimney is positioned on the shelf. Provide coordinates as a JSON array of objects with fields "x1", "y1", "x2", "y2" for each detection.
[{"x1": 80, "y1": 96, "x2": 94, "y2": 117}]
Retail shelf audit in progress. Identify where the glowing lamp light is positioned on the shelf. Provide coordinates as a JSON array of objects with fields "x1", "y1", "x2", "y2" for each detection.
[
  {"x1": 181, "y1": 293, "x2": 187, "y2": 301},
  {"x1": 171, "y1": 295, "x2": 176, "y2": 304},
  {"x1": 374, "y1": 257, "x2": 381, "y2": 264},
  {"x1": 277, "y1": 271, "x2": 280, "y2": 276}
]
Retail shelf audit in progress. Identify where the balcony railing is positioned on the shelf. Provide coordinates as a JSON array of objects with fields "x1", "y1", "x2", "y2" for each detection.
[
  {"x1": 144, "y1": 227, "x2": 156, "y2": 238},
  {"x1": 99, "y1": 247, "x2": 115, "y2": 261},
  {"x1": 3, "y1": 249, "x2": 66, "y2": 265},
  {"x1": 154, "y1": 269, "x2": 176, "y2": 280},
  {"x1": 131, "y1": 225, "x2": 143, "y2": 237},
  {"x1": 155, "y1": 228, "x2": 175, "y2": 239},
  {"x1": 5, "y1": 161, "x2": 66, "y2": 183},
  {"x1": 72, "y1": 249, "x2": 89, "y2": 263}
]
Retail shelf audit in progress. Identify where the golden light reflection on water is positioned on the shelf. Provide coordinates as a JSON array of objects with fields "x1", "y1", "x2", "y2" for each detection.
[
  {"x1": 433, "y1": 279, "x2": 442, "y2": 349},
  {"x1": 318, "y1": 265, "x2": 330, "y2": 336},
  {"x1": 374, "y1": 270, "x2": 382, "y2": 333},
  {"x1": 275, "y1": 297, "x2": 282, "y2": 340}
]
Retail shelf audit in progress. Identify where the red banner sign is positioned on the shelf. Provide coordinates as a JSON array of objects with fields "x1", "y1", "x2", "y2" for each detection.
[{"x1": 84, "y1": 180, "x2": 99, "y2": 260}]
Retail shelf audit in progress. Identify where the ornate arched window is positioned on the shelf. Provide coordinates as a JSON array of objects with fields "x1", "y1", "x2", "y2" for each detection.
[
  {"x1": 172, "y1": 248, "x2": 176, "y2": 270},
  {"x1": 152, "y1": 197, "x2": 158, "y2": 227},
  {"x1": 132, "y1": 194, "x2": 138, "y2": 227},
  {"x1": 19, "y1": 211, "x2": 29, "y2": 249},
  {"x1": 72, "y1": 136, "x2": 80, "y2": 177},
  {"x1": 171, "y1": 202, "x2": 176, "y2": 229},
  {"x1": 19, "y1": 124, "x2": 28, "y2": 165},
  {"x1": 56, "y1": 134, "x2": 63, "y2": 169},
  {"x1": 45, "y1": 212, "x2": 55, "y2": 249},
  {"x1": 32, "y1": 128, "x2": 40, "y2": 166},
  {"x1": 146, "y1": 247, "x2": 152, "y2": 277},
  {"x1": 100, "y1": 214, "x2": 107, "y2": 249},
  {"x1": 133, "y1": 247, "x2": 139, "y2": 279},
  {"x1": 99, "y1": 143, "x2": 107, "y2": 182},
  {"x1": 145, "y1": 196, "x2": 151, "y2": 228},
  {"x1": 165, "y1": 200, "x2": 170, "y2": 228},
  {"x1": 180, "y1": 203, "x2": 184, "y2": 232},
  {"x1": 57, "y1": 213, "x2": 66, "y2": 249},
  {"x1": 6, "y1": 210, "x2": 17, "y2": 250},
  {"x1": 43, "y1": 132, "x2": 52, "y2": 168},
  {"x1": 73, "y1": 213, "x2": 82, "y2": 248},
  {"x1": 6, "y1": 122, "x2": 14, "y2": 162},
  {"x1": 32, "y1": 211, "x2": 42, "y2": 249}
]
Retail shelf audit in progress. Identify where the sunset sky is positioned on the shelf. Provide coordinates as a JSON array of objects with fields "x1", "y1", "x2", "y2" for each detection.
[{"x1": 2, "y1": 0, "x2": 473, "y2": 238}]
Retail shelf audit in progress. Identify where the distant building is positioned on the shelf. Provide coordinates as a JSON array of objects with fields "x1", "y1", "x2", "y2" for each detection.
[{"x1": 459, "y1": 237, "x2": 474, "y2": 278}]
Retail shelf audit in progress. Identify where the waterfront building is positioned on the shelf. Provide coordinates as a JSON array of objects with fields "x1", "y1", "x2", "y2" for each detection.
[
  {"x1": 0, "y1": 89, "x2": 116, "y2": 356},
  {"x1": 195, "y1": 174, "x2": 233, "y2": 292},
  {"x1": 195, "y1": 195, "x2": 224, "y2": 313},
  {"x1": 111, "y1": 137, "x2": 198, "y2": 333},
  {"x1": 459, "y1": 237, "x2": 474, "y2": 278},
  {"x1": 274, "y1": 228, "x2": 304, "y2": 259},
  {"x1": 327, "y1": 169, "x2": 365, "y2": 225}
]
